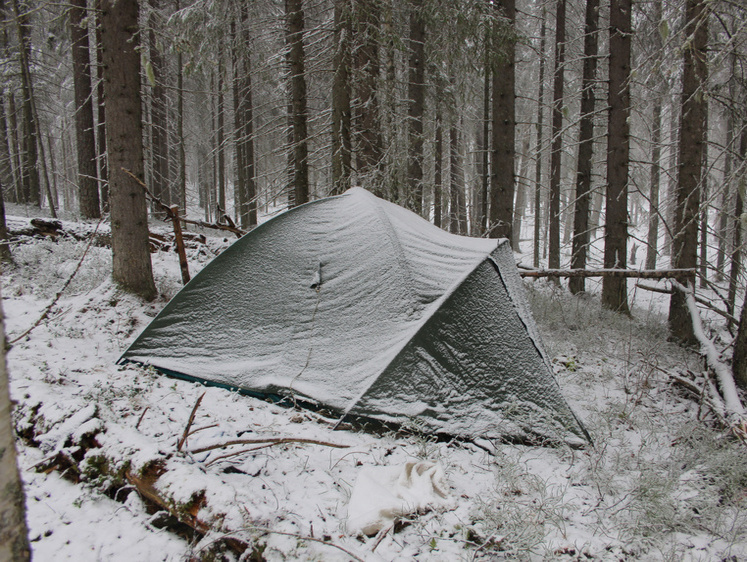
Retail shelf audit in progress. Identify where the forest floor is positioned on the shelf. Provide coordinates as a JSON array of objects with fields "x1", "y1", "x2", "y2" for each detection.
[{"x1": 4, "y1": 210, "x2": 747, "y2": 561}]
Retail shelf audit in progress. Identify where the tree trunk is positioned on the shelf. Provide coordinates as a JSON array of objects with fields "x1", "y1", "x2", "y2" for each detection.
[
  {"x1": 331, "y1": 0, "x2": 352, "y2": 195},
  {"x1": 568, "y1": 0, "x2": 599, "y2": 294},
  {"x1": 217, "y1": 49, "x2": 226, "y2": 212},
  {"x1": 70, "y1": 0, "x2": 101, "y2": 219},
  {"x1": 285, "y1": 0, "x2": 309, "y2": 206},
  {"x1": 668, "y1": 0, "x2": 708, "y2": 343},
  {"x1": 95, "y1": 0, "x2": 108, "y2": 211},
  {"x1": 352, "y1": 0, "x2": 382, "y2": 191},
  {"x1": 533, "y1": 10, "x2": 547, "y2": 268},
  {"x1": 0, "y1": 288, "x2": 30, "y2": 560},
  {"x1": 175, "y1": 0, "x2": 185, "y2": 211},
  {"x1": 601, "y1": 0, "x2": 632, "y2": 314},
  {"x1": 149, "y1": 3, "x2": 170, "y2": 212},
  {"x1": 512, "y1": 137, "x2": 530, "y2": 252},
  {"x1": 478, "y1": 38, "x2": 490, "y2": 235},
  {"x1": 233, "y1": 6, "x2": 256, "y2": 229},
  {"x1": 449, "y1": 125, "x2": 465, "y2": 235},
  {"x1": 730, "y1": 129, "x2": 747, "y2": 386},
  {"x1": 406, "y1": 0, "x2": 425, "y2": 214},
  {"x1": 548, "y1": 0, "x2": 566, "y2": 270},
  {"x1": 434, "y1": 108, "x2": 442, "y2": 228},
  {"x1": 101, "y1": 0, "x2": 157, "y2": 300},
  {"x1": 12, "y1": 0, "x2": 40, "y2": 206},
  {"x1": 0, "y1": 95, "x2": 14, "y2": 204},
  {"x1": 489, "y1": 0, "x2": 516, "y2": 241},
  {"x1": 645, "y1": 97, "x2": 662, "y2": 270},
  {"x1": 6, "y1": 93, "x2": 22, "y2": 204}
]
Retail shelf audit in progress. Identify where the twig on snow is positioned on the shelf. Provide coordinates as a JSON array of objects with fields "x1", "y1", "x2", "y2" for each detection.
[
  {"x1": 178, "y1": 392, "x2": 205, "y2": 452},
  {"x1": 136, "y1": 407, "x2": 150, "y2": 430},
  {"x1": 237, "y1": 517, "x2": 367, "y2": 562},
  {"x1": 189, "y1": 437, "x2": 349, "y2": 455}
]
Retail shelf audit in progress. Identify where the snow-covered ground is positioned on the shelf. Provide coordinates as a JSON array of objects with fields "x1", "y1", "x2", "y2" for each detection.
[{"x1": 4, "y1": 214, "x2": 747, "y2": 561}]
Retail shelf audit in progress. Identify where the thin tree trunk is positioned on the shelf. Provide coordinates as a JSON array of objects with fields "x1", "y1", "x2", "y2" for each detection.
[
  {"x1": 6, "y1": 93, "x2": 22, "y2": 204},
  {"x1": 217, "y1": 48, "x2": 226, "y2": 211},
  {"x1": 449, "y1": 125, "x2": 465, "y2": 235},
  {"x1": 406, "y1": 0, "x2": 425, "y2": 214},
  {"x1": 668, "y1": 0, "x2": 708, "y2": 343},
  {"x1": 569, "y1": 0, "x2": 599, "y2": 294},
  {"x1": 12, "y1": 0, "x2": 40, "y2": 206},
  {"x1": 512, "y1": 137, "x2": 530, "y2": 252},
  {"x1": 533, "y1": 10, "x2": 547, "y2": 268},
  {"x1": 434, "y1": 107, "x2": 442, "y2": 228},
  {"x1": 548, "y1": 0, "x2": 565, "y2": 270},
  {"x1": 70, "y1": 0, "x2": 101, "y2": 219},
  {"x1": 285, "y1": 0, "x2": 309, "y2": 206},
  {"x1": 646, "y1": 97, "x2": 662, "y2": 270},
  {"x1": 95, "y1": 0, "x2": 108, "y2": 212},
  {"x1": 729, "y1": 129, "x2": 747, "y2": 386},
  {"x1": 601, "y1": 0, "x2": 632, "y2": 314},
  {"x1": 489, "y1": 0, "x2": 516, "y2": 241},
  {"x1": 331, "y1": 0, "x2": 351, "y2": 195},
  {"x1": 717, "y1": 113, "x2": 733, "y2": 283},
  {"x1": 175, "y1": 0, "x2": 185, "y2": 211},
  {"x1": 478, "y1": 41, "x2": 490, "y2": 235},
  {"x1": 353, "y1": 0, "x2": 382, "y2": 190},
  {"x1": 149, "y1": 4, "x2": 170, "y2": 212},
  {"x1": 101, "y1": 0, "x2": 157, "y2": 300},
  {"x1": 0, "y1": 94, "x2": 14, "y2": 203}
]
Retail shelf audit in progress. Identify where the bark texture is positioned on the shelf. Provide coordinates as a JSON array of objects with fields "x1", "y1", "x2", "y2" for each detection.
[
  {"x1": 548, "y1": 0, "x2": 565, "y2": 269},
  {"x1": 568, "y1": 0, "x2": 599, "y2": 294},
  {"x1": 489, "y1": 0, "x2": 516, "y2": 241},
  {"x1": 406, "y1": 0, "x2": 425, "y2": 214},
  {"x1": 601, "y1": 0, "x2": 632, "y2": 313},
  {"x1": 101, "y1": 0, "x2": 157, "y2": 300},
  {"x1": 70, "y1": 0, "x2": 101, "y2": 219},
  {"x1": 0, "y1": 289, "x2": 30, "y2": 561},
  {"x1": 668, "y1": 0, "x2": 708, "y2": 341},
  {"x1": 285, "y1": 0, "x2": 309, "y2": 206}
]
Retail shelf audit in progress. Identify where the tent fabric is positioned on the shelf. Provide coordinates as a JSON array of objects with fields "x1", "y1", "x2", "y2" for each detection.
[{"x1": 120, "y1": 187, "x2": 587, "y2": 442}]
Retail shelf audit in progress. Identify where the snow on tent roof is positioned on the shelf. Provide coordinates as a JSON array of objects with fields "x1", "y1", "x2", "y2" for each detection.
[{"x1": 120, "y1": 187, "x2": 588, "y2": 443}]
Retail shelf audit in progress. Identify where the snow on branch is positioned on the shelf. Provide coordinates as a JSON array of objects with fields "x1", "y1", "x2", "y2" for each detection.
[{"x1": 671, "y1": 280, "x2": 746, "y2": 420}]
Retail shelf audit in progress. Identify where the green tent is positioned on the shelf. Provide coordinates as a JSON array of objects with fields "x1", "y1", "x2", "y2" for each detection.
[{"x1": 121, "y1": 188, "x2": 588, "y2": 442}]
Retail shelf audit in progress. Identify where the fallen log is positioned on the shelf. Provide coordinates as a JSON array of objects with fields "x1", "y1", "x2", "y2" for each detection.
[{"x1": 519, "y1": 268, "x2": 696, "y2": 279}]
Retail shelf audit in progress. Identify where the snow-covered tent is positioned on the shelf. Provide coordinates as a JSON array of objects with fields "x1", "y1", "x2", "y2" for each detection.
[{"x1": 120, "y1": 187, "x2": 588, "y2": 442}]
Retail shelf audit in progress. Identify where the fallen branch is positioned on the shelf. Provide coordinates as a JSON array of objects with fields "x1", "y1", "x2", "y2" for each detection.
[
  {"x1": 671, "y1": 280, "x2": 746, "y2": 420},
  {"x1": 241, "y1": 522, "x2": 367, "y2": 562},
  {"x1": 636, "y1": 283, "x2": 738, "y2": 324},
  {"x1": 177, "y1": 392, "x2": 205, "y2": 452},
  {"x1": 519, "y1": 268, "x2": 695, "y2": 279},
  {"x1": 9, "y1": 216, "x2": 105, "y2": 345},
  {"x1": 189, "y1": 437, "x2": 349, "y2": 456}
]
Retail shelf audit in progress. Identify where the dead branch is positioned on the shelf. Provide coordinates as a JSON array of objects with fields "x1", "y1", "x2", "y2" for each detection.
[
  {"x1": 671, "y1": 280, "x2": 746, "y2": 420},
  {"x1": 636, "y1": 283, "x2": 738, "y2": 324},
  {"x1": 178, "y1": 392, "x2": 205, "y2": 452},
  {"x1": 122, "y1": 168, "x2": 245, "y2": 238},
  {"x1": 8, "y1": 216, "x2": 105, "y2": 345},
  {"x1": 239, "y1": 519, "x2": 367, "y2": 562},
  {"x1": 189, "y1": 437, "x2": 350, "y2": 455},
  {"x1": 519, "y1": 268, "x2": 696, "y2": 279}
]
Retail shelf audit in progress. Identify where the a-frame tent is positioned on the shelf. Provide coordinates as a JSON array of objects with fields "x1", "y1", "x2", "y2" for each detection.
[{"x1": 120, "y1": 187, "x2": 588, "y2": 442}]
